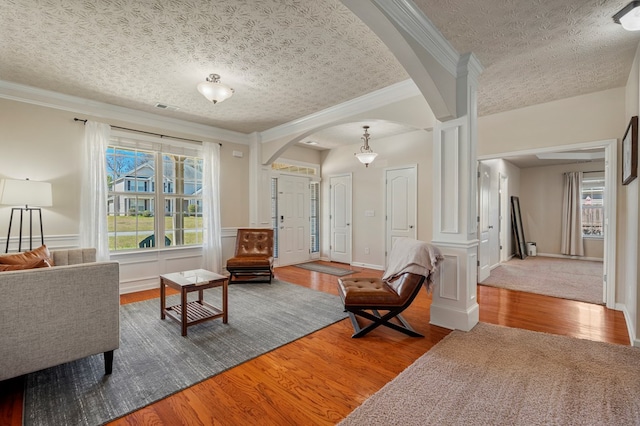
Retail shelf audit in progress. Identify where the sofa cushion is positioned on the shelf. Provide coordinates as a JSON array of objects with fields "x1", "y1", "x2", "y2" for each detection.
[
  {"x1": 0, "y1": 258, "x2": 51, "y2": 271},
  {"x1": 0, "y1": 245, "x2": 55, "y2": 266}
]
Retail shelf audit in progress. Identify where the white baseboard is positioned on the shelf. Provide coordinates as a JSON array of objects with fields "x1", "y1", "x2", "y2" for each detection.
[
  {"x1": 618, "y1": 303, "x2": 639, "y2": 347},
  {"x1": 536, "y1": 252, "x2": 604, "y2": 262},
  {"x1": 350, "y1": 261, "x2": 384, "y2": 271}
]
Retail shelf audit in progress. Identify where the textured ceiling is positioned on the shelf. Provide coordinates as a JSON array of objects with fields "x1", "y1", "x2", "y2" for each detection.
[
  {"x1": 413, "y1": 0, "x2": 640, "y2": 116},
  {"x1": 1, "y1": 0, "x2": 639, "y2": 136}
]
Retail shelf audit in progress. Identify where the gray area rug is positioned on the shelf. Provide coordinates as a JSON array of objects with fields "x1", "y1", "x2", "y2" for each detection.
[
  {"x1": 339, "y1": 323, "x2": 640, "y2": 425},
  {"x1": 294, "y1": 261, "x2": 356, "y2": 276},
  {"x1": 24, "y1": 280, "x2": 347, "y2": 426},
  {"x1": 480, "y1": 256, "x2": 604, "y2": 304}
]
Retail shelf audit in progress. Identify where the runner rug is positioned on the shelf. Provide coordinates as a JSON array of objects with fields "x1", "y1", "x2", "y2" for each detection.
[
  {"x1": 294, "y1": 261, "x2": 356, "y2": 276},
  {"x1": 339, "y1": 323, "x2": 640, "y2": 425},
  {"x1": 24, "y1": 280, "x2": 347, "y2": 426}
]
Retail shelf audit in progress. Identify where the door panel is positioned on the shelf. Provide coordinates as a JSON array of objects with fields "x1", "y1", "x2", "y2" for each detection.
[
  {"x1": 330, "y1": 175, "x2": 352, "y2": 264},
  {"x1": 385, "y1": 167, "x2": 417, "y2": 265},
  {"x1": 478, "y1": 162, "x2": 491, "y2": 282},
  {"x1": 278, "y1": 175, "x2": 310, "y2": 266}
]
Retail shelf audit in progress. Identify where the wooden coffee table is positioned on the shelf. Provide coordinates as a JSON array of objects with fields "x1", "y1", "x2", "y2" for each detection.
[{"x1": 160, "y1": 269, "x2": 228, "y2": 336}]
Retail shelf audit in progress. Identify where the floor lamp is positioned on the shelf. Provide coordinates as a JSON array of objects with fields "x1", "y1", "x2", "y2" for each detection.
[{"x1": 0, "y1": 179, "x2": 53, "y2": 253}]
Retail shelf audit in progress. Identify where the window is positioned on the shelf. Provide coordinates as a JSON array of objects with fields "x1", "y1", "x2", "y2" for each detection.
[
  {"x1": 106, "y1": 146, "x2": 203, "y2": 251},
  {"x1": 271, "y1": 177, "x2": 278, "y2": 258},
  {"x1": 310, "y1": 182, "x2": 319, "y2": 253},
  {"x1": 581, "y1": 175, "x2": 604, "y2": 238}
]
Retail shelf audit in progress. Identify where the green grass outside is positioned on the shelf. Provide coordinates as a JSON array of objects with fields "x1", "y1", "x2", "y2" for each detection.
[{"x1": 108, "y1": 215, "x2": 203, "y2": 250}]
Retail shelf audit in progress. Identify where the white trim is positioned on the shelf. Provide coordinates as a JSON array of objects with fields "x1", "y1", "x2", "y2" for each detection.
[
  {"x1": 535, "y1": 252, "x2": 604, "y2": 262},
  {"x1": 0, "y1": 80, "x2": 249, "y2": 145},
  {"x1": 618, "y1": 303, "x2": 638, "y2": 346},
  {"x1": 350, "y1": 261, "x2": 384, "y2": 271},
  {"x1": 372, "y1": 0, "x2": 459, "y2": 76},
  {"x1": 260, "y1": 79, "x2": 420, "y2": 143}
]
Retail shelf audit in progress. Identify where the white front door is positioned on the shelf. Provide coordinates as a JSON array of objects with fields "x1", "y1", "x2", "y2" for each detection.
[
  {"x1": 478, "y1": 162, "x2": 491, "y2": 282},
  {"x1": 277, "y1": 175, "x2": 310, "y2": 266},
  {"x1": 330, "y1": 174, "x2": 352, "y2": 264},
  {"x1": 385, "y1": 166, "x2": 417, "y2": 265}
]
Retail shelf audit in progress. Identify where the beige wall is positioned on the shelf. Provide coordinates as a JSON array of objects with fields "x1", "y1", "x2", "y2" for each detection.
[
  {"x1": 479, "y1": 88, "x2": 625, "y2": 157},
  {"x1": 320, "y1": 129, "x2": 432, "y2": 268},
  {"x1": 519, "y1": 162, "x2": 605, "y2": 259},
  {"x1": 478, "y1": 79, "x2": 640, "y2": 344},
  {"x1": 0, "y1": 98, "x2": 251, "y2": 240}
]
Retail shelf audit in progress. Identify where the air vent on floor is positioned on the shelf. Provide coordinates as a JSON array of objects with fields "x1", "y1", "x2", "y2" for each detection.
[{"x1": 154, "y1": 102, "x2": 180, "y2": 111}]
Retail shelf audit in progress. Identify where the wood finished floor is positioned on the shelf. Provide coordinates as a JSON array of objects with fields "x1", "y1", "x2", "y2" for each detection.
[{"x1": 0, "y1": 261, "x2": 630, "y2": 425}]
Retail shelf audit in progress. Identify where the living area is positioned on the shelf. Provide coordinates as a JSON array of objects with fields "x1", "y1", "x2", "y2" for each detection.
[{"x1": 3, "y1": 1, "x2": 640, "y2": 425}]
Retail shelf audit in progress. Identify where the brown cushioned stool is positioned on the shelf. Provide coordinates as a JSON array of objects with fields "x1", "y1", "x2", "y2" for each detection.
[{"x1": 337, "y1": 272, "x2": 425, "y2": 338}]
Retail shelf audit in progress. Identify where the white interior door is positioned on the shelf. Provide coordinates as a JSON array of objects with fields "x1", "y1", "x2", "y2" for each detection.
[
  {"x1": 385, "y1": 166, "x2": 417, "y2": 265},
  {"x1": 478, "y1": 162, "x2": 491, "y2": 282},
  {"x1": 330, "y1": 175, "x2": 352, "y2": 264},
  {"x1": 277, "y1": 175, "x2": 310, "y2": 266}
]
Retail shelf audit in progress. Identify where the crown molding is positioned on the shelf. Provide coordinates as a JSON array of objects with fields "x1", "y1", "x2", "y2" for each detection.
[
  {"x1": 260, "y1": 79, "x2": 420, "y2": 143},
  {"x1": 0, "y1": 80, "x2": 250, "y2": 145},
  {"x1": 372, "y1": 0, "x2": 459, "y2": 76}
]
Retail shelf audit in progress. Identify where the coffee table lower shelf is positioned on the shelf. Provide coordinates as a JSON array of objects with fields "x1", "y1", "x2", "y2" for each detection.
[{"x1": 164, "y1": 301, "x2": 224, "y2": 329}]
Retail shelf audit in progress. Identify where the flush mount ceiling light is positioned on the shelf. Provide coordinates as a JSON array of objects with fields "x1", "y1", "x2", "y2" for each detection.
[
  {"x1": 197, "y1": 73, "x2": 234, "y2": 104},
  {"x1": 614, "y1": 1, "x2": 640, "y2": 31},
  {"x1": 355, "y1": 125, "x2": 377, "y2": 168}
]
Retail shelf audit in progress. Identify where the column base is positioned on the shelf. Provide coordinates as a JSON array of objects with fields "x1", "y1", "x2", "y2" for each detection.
[{"x1": 430, "y1": 301, "x2": 479, "y2": 331}]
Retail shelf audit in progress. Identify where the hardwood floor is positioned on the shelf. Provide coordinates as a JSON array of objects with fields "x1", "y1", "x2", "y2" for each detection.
[{"x1": 0, "y1": 261, "x2": 630, "y2": 425}]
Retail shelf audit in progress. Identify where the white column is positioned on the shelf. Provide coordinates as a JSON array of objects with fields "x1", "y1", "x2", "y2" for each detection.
[
  {"x1": 248, "y1": 132, "x2": 273, "y2": 228},
  {"x1": 430, "y1": 53, "x2": 483, "y2": 331}
]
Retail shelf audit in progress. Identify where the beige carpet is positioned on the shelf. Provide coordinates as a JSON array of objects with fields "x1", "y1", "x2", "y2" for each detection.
[
  {"x1": 339, "y1": 323, "x2": 640, "y2": 425},
  {"x1": 480, "y1": 256, "x2": 603, "y2": 304}
]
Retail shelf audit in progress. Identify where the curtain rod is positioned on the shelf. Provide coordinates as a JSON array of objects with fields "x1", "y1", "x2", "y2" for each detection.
[
  {"x1": 584, "y1": 170, "x2": 605, "y2": 174},
  {"x1": 73, "y1": 118, "x2": 221, "y2": 146}
]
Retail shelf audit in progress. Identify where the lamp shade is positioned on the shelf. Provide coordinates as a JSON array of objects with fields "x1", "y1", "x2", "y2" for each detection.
[
  {"x1": 355, "y1": 152, "x2": 378, "y2": 166},
  {"x1": 614, "y1": 1, "x2": 640, "y2": 31},
  {"x1": 197, "y1": 74, "x2": 234, "y2": 104},
  {"x1": 0, "y1": 179, "x2": 52, "y2": 207}
]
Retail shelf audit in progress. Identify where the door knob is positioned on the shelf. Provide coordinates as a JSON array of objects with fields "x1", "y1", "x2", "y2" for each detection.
[
  {"x1": 409, "y1": 225, "x2": 414, "y2": 229},
  {"x1": 346, "y1": 223, "x2": 350, "y2": 226},
  {"x1": 488, "y1": 225, "x2": 493, "y2": 229}
]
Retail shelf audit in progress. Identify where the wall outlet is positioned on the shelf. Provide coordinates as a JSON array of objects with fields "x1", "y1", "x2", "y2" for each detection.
[
  {"x1": 364, "y1": 247, "x2": 370, "y2": 255},
  {"x1": 232, "y1": 150, "x2": 243, "y2": 158}
]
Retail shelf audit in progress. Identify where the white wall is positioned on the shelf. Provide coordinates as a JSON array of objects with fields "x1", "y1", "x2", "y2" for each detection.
[
  {"x1": 320, "y1": 129, "x2": 433, "y2": 269},
  {"x1": 624, "y1": 41, "x2": 640, "y2": 346}
]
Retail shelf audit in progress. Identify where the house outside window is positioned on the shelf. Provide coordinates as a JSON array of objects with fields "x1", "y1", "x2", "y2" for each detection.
[
  {"x1": 106, "y1": 146, "x2": 203, "y2": 251},
  {"x1": 581, "y1": 175, "x2": 604, "y2": 238}
]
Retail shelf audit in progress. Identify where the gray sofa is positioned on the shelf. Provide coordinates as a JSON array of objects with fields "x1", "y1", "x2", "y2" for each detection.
[{"x1": 0, "y1": 248, "x2": 120, "y2": 381}]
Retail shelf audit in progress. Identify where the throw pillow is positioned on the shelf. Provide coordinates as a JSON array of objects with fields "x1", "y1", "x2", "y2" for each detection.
[
  {"x1": 0, "y1": 258, "x2": 51, "y2": 271},
  {"x1": 0, "y1": 245, "x2": 55, "y2": 266}
]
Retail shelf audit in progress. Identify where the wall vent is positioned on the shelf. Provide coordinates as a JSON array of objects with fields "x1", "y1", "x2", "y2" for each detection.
[{"x1": 154, "y1": 102, "x2": 180, "y2": 111}]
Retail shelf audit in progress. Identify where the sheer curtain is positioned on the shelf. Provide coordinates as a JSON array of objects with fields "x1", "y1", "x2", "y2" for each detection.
[
  {"x1": 561, "y1": 171, "x2": 584, "y2": 256},
  {"x1": 79, "y1": 121, "x2": 111, "y2": 261},
  {"x1": 201, "y1": 141, "x2": 222, "y2": 273}
]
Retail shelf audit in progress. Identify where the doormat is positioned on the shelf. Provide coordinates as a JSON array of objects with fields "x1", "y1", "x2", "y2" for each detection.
[{"x1": 294, "y1": 262, "x2": 356, "y2": 276}]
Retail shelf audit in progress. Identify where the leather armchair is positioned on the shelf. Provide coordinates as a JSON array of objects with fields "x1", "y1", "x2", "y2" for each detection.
[{"x1": 226, "y1": 228, "x2": 274, "y2": 284}]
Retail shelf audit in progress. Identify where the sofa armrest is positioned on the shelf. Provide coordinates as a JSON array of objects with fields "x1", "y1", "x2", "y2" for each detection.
[{"x1": 0, "y1": 261, "x2": 120, "y2": 381}]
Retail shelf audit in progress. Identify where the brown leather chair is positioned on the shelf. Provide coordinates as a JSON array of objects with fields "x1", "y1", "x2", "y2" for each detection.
[
  {"x1": 338, "y1": 273, "x2": 425, "y2": 338},
  {"x1": 226, "y1": 228, "x2": 274, "y2": 284}
]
